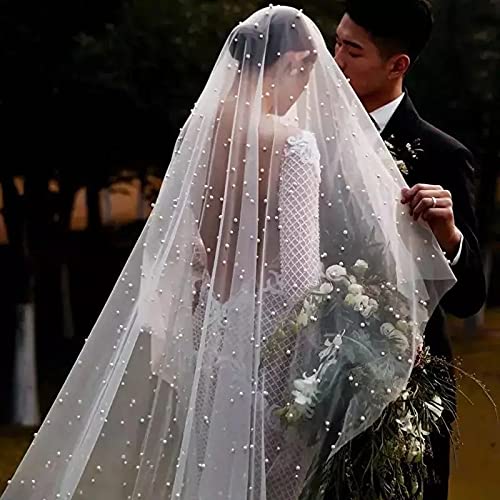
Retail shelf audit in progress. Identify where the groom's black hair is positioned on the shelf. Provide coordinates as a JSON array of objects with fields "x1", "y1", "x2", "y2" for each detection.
[{"x1": 344, "y1": 0, "x2": 433, "y2": 63}]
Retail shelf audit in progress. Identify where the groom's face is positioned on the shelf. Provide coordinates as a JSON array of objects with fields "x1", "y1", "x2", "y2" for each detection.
[{"x1": 334, "y1": 15, "x2": 390, "y2": 102}]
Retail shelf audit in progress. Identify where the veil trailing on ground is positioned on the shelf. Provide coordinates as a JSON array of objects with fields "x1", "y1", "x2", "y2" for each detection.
[{"x1": 2, "y1": 6, "x2": 456, "y2": 500}]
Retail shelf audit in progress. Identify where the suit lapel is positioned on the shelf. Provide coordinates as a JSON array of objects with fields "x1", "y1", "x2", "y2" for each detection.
[
  {"x1": 381, "y1": 94, "x2": 423, "y2": 181},
  {"x1": 381, "y1": 93, "x2": 421, "y2": 141}
]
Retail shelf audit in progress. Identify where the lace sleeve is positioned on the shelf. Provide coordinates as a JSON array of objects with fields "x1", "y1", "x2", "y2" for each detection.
[{"x1": 279, "y1": 131, "x2": 322, "y2": 303}]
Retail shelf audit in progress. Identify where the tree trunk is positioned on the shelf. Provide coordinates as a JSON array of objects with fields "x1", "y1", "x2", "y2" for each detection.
[
  {"x1": 101, "y1": 188, "x2": 112, "y2": 226},
  {"x1": 136, "y1": 176, "x2": 145, "y2": 220},
  {"x1": 13, "y1": 301, "x2": 40, "y2": 425},
  {"x1": 0, "y1": 175, "x2": 41, "y2": 425},
  {"x1": 60, "y1": 261, "x2": 75, "y2": 340},
  {"x1": 86, "y1": 181, "x2": 102, "y2": 233},
  {"x1": 57, "y1": 178, "x2": 79, "y2": 340}
]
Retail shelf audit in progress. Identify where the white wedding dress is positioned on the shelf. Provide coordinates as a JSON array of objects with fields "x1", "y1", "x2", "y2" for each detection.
[{"x1": 187, "y1": 130, "x2": 322, "y2": 499}]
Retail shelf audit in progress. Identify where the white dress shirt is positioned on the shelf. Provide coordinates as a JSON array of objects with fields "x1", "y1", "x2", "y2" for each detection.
[
  {"x1": 370, "y1": 93, "x2": 463, "y2": 266},
  {"x1": 370, "y1": 93, "x2": 405, "y2": 133}
]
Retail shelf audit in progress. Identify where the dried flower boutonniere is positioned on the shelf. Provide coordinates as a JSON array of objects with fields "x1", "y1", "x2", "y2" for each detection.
[{"x1": 384, "y1": 135, "x2": 424, "y2": 176}]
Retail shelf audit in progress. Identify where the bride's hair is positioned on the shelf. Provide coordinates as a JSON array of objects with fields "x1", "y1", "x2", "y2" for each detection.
[
  {"x1": 229, "y1": 7, "x2": 315, "y2": 70},
  {"x1": 345, "y1": 0, "x2": 433, "y2": 63}
]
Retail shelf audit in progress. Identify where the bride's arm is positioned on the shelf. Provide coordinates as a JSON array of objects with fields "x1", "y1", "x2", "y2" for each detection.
[{"x1": 279, "y1": 134, "x2": 322, "y2": 303}]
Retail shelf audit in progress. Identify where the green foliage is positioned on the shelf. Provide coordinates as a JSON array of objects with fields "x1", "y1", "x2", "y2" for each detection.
[
  {"x1": 407, "y1": 0, "x2": 500, "y2": 243},
  {"x1": 72, "y1": 1, "x2": 342, "y2": 128},
  {"x1": 409, "y1": 0, "x2": 500, "y2": 158}
]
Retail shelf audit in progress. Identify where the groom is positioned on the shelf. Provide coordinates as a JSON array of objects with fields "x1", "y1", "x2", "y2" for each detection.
[{"x1": 333, "y1": 0, "x2": 486, "y2": 498}]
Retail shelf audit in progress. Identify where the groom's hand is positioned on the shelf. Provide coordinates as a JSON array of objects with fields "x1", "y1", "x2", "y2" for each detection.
[{"x1": 401, "y1": 184, "x2": 462, "y2": 259}]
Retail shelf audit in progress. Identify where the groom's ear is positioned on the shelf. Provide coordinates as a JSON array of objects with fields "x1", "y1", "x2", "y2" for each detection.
[{"x1": 387, "y1": 54, "x2": 411, "y2": 80}]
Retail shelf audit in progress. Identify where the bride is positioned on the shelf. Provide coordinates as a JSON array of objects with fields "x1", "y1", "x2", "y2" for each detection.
[{"x1": 2, "y1": 6, "x2": 455, "y2": 500}]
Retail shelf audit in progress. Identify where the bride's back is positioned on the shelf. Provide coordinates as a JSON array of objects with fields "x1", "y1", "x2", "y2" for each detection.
[{"x1": 197, "y1": 7, "x2": 317, "y2": 299}]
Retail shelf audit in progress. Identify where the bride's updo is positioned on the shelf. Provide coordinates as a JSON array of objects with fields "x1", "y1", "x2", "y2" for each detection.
[{"x1": 229, "y1": 6, "x2": 315, "y2": 71}]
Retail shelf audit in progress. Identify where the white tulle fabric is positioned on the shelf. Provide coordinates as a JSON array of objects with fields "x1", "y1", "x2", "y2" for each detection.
[{"x1": 1, "y1": 6, "x2": 456, "y2": 500}]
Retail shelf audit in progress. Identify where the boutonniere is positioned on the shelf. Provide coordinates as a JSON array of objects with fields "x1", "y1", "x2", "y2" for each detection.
[{"x1": 384, "y1": 135, "x2": 423, "y2": 176}]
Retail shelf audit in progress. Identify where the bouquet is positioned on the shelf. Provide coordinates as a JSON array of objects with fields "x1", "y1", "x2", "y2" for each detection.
[{"x1": 264, "y1": 259, "x2": 491, "y2": 500}]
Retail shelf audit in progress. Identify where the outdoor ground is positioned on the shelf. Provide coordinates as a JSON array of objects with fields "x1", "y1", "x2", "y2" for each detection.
[{"x1": 1, "y1": 311, "x2": 499, "y2": 498}]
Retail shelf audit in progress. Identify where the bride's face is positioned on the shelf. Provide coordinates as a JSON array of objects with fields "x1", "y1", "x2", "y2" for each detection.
[{"x1": 264, "y1": 50, "x2": 317, "y2": 116}]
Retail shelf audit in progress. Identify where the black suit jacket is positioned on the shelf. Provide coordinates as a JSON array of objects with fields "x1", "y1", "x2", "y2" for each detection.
[{"x1": 381, "y1": 94, "x2": 486, "y2": 360}]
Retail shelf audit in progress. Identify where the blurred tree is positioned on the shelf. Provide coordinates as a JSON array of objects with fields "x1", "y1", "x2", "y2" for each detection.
[
  {"x1": 71, "y1": 0, "x2": 343, "y2": 171},
  {"x1": 408, "y1": 0, "x2": 500, "y2": 245}
]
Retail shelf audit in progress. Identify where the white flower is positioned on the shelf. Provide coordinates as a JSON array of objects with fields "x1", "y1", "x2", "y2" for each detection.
[
  {"x1": 361, "y1": 298, "x2": 379, "y2": 318},
  {"x1": 293, "y1": 372, "x2": 319, "y2": 399},
  {"x1": 324, "y1": 264, "x2": 352, "y2": 289},
  {"x1": 424, "y1": 395, "x2": 444, "y2": 421},
  {"x1": 291, "y1": 373, "x2": 318, "y2": 416},
  {"x1": 344, "y1": 294, "x2": 356, "y2": 306},
  {"x1": 352, "y1": 294, "x2": 370, "y2": 312},
  {"x1": 396, "y1": 159, "x2": 409, "y2": 176},
  {"x1": 395, "y1": 410, "x2": 427, "y2": 461},
  {"x1": 352, "y1": 259, "x2": 369, "y2": 277},
  {"x1": 296, "y1": 298, "x2": 316, "y2": 327},
  {"x1": 380, "y1": 322, "x2": 395, "y2": 336},
  {"x1": 408, "y1": 320, "x2": 421, "y2": 337},
  {"x1": 396, "y1": 412, "x2": 414, "y2": 433},
  {"x1": 391, "y1": 330, "x2": 409, "y2": 351},
  {"x1": 325, "y1": 264, "x2": 347, "y2": 281},
  {"x1": 347, "y1": 284, "x2": 364, "y2": 296},
  {"x1": 319, "y1": 335, "x2": 342, "y2": 362},
  {"x1": 334, "y1": 276, "x2": 352, "y2": 289},
  {"x1": 396, "y1": 320, "x2": 409, "y2": 334},
  {"x1": 296, "y1": 309, "x2": 309, "y2": 328},
  {"x1": 292, "y1": 391, "x2": 313, "y2": 408},
  {"x1": 319, "y1": 340, "x2": 334, "y2": 361},
  {"x1": 380, "y1": 323, "x2": 410, "y2": 352},
  {"x1": 304, "y1": 297, "x2": 315, "y2": 312},
  {"x1": 318, "y1": 282, "x2": 334, "y2": 295},
  {"x1": 332, "y1": 334, "x2": 343, "y2": 347},
  {"x1": 407, "y1": 436, "x2": 425, "y2": 461},
  {"x1": 345, "y1": 287, "x2": 373, "y2": 316}
]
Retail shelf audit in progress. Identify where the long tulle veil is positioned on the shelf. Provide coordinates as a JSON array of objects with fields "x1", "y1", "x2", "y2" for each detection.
[{"x1": 1, "y1": 5, "x2": 455, "y2": 500}]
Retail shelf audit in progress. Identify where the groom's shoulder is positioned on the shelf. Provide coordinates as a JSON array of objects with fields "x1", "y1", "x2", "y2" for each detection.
[{"x1": 417, "y1": 117, "x2": 472, "y2": 158}]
